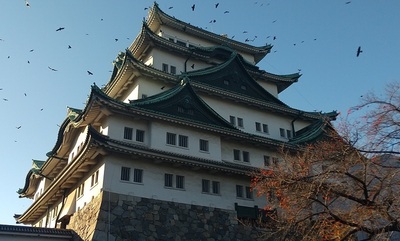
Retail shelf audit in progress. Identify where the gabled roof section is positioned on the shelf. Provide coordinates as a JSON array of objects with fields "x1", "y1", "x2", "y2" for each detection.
[
  {"x1": 129, "y1": 79, "x2": 236, "y2": 129},
  {"x1": 146, "y1": 2, "x2": 272, "y2": 63},
  {"x1": 17, "y1": 160, "x2": 45, "y2": 198},
  {"x1": 181, "y1": 52, "x2": 288, "y2": 107}
]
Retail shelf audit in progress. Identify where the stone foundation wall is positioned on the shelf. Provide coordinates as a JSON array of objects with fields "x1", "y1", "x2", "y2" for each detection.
[{"x1": 69, "y1": 191, "x2": 265, "y2": 241}]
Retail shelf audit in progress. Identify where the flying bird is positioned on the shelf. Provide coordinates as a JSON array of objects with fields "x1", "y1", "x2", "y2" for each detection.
[
  {"x1": 3, "y1": 98, "x2": 8, "y2": 101},
  {"x1": 215, "y1": 3, "x2": 219, "y2": 8},
  {"x1": 191, "y1": 4, "x2": 195, "y2": 11},
  {"x1": 224, "y1": 11, "x2": 229, "y2": 14},
  {"x1": 68, "y1": 45, "x2": 72, "y2": 49},
  {"x1": 16, "y1": 126, "x2": 22, "y2": 129},
  {"x1": 356, "y1": 46, "x2": 363, "y2": 57},
  {"x1": 345, "y1": 1, "x2": 351, "y2": 4},
  {"x1": 48, "y1": 66, "x2": 58, "y2": 71},
  {"x1": 29, "y1": 49, "x2": 34, "y2": 52},
  {"x1": 115, "y1": 38, "x2": 118, "y2": 42},
  {"x1": 56, "y1": 27, "x2": 65, "y2": 31},
  {"x1": 25, "y1": 0, "x2": 30, "y2": 7},
  {"x1": 169, "y1": 6, "x2": 173, "y2": 9},
  {"x1": 87, "y1": 70, "x2": 93, "y2": 75}
]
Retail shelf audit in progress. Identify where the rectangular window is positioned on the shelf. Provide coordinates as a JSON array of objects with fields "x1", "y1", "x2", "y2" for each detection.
[
  {"x1": 176, "y1": 40, "x2": 186, "y2": 47},
  {"x1": 136, "y1": 129, "x2": 145, "y2": 142},
  {"x1": 124, "y1": 127, "x2": 133, "y2": 140},
  {"x1": 272, "y1": 157, "x2": 279, "y2": 165},
  {"x1": 280, "y1": 128, "x2": 286, "y2": 138},
  {"x1": 170, "y1": 65, "x2": 176, "y2": 74},
  {"x1": 178, "y1": 135, "x2": 188, "y2": 148},
  {"x1": 262, "y1": 124, "x2": 269, "y2": 133},
  {"x1": 162, "y1": 63, "x2": 169, "y2": 72},
  {"x1": 237, "y1": 117, "x2": 243, "y2": 128},
  {"x1": 212, "y1": 181, "x2": 220, "y2": 194},
  {"x1": 202, "y1": 179, "x2": 210, "y2": 193},
  {"x1": 164, "y1": 173, "x2": 173, "y2": 187},
  {"x1": 199, "y1": 139, "x2": 209, "y2": 152},
  {"x1": 91, "y1": 170, "x2": 99, "y2": 187},
  {"x1": 264, "y1": 155, "x2": 271, "y2": 166},
  {"x1": 236, "y1": 185, "x2": 243, "y2": 198},
  {"x1": 133, "y1": 169, "x2": 143, "y2": 183},
  {"x1": 245, "y1": 186, "x2": 253, "y2": 199},
  {"x1": 176, "y1": 175, "x2": 185, "y2": 189},
  {"x1": 242, "y1": 151, "x2": 250, "y2": 163},
  {"x1": 233, "y1": 149, "x2": 241, "y2": 161},
  {"x1": 286, "y1": 130, "x2": 292, "y2": 139},
  {"x1": 77, "y1": 183, "x2": 84, "y2": 198},
  {"x1": 121, "y1": 166, "x2": 130, "y2": 181},
  {"x1": 229, "y1": 116, "x2": 236, "y2": 125},
  {"x1": 255, "y1": 122, "x2": 261, "y2": 131},
  {"x1": 166, "y1": 132, "x2": 176, "y2": 145}
]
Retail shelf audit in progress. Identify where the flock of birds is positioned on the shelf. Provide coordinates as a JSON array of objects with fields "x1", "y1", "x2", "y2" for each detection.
[{"x1": 1, "y1": 0, "x2": 363, "y2": 140}]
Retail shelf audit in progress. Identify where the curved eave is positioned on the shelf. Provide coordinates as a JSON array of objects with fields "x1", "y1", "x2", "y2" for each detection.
[
  {"x1": 247, "y1": 69, "x2": 301, "y2": 93},
  {"x1": 289, "y1": 118, "x2": 335, "y2": 144},
  {"x1": 146, "y1": 2, "x2": 271, "y2": 63},
  {"x1": 17, "y1": 170, "x2": 40, "y2": 198},
  {"x1": 17, "y1": 126, "x2": 101, "y2": 224}
]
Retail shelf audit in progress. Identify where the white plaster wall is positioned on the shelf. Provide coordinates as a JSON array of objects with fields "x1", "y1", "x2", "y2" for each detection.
[
  {"x1": 67, "y1": 127, "x2": 88, "y2": 164},
  {"x1": 102, "y1": 156, "x2": 266, "y2": 210},
  {"x1": 75, "y1": 163, "x2": 105, "y2": 212},
  {"x1": 104, "y1": 116, "x2": 150, "y2": 146},
  {"x1": 255, "y1": 80, "x2": 278, "y2": 97}
]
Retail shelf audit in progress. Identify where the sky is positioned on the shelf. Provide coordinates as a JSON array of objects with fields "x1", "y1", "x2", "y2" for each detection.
[{"x1": 0, "y1": 0, "x2": 399, "y2": 225}]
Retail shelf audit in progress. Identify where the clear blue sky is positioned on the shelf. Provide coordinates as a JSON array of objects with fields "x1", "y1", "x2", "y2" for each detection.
[{"x1": 1, "y1": 0, "x2": 399, "y2": 225}]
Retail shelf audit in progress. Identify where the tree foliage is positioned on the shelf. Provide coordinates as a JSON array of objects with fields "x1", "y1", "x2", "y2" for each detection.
[{"x1": 253, "y1": 82, "x2": 400, "y2": 241}]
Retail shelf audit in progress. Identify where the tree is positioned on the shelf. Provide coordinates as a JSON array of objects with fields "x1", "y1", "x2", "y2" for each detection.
[{"x1": 252, "y1": 82, "x2": 400, "y2": 241}]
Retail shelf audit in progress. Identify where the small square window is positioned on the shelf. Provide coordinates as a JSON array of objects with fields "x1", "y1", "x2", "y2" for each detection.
[
  {"x1": 233, "y1": 149, "x2": 241, "y2": 161},
  {"x1": 162, "y1": 63, "x2": 169, "y2": 72},
  {"x1": 245, "y1": 186, "x2": 253, "y2": 199},
  {"x1": 236, "y1": 185, "x2": 243, "y2": 198},
  {"x1": 280, "y1": 128, "x2": 286, "y2": 138},
  {"x1": 170, "y1": 65, "x2": 176, "y2": 74},
  {"x1": 242, "y1": 151, "x2": 250, "y2": 162},
  {"x1": 91, "y1": 170, "x2": 99, "y2": 187},
  {"x1": 124, "y1": 127, "x2": 133, "y2": 140},
  {"x1": 164, "y1": 173, "x2": 173, "y2": 187},
  {"x1": 237, "y1": 118, "x2": 243, "y2": 128},
  {"x1": 212, "y1": 181, "x2": 220, "y2": 194},
  {"x1": 286, "y1": 130, "x2": 292, "y2": 139},
  {"x1": 166, "y1": 132, "x2": 176, "y2": 145},
  {"x1": 255, "y1": 122, "x2": 261, "y2": 131},
  {"x1": 136, "y1": 129, "x2": 145, "y2": 142},
  {"x1": 264, "y1": 155, "x2": 271, "y2": 166},
  {"x1": 202, "y1": 179, "x2": 210, "y2": 193},
  {"x1": 200, "y1": 139, "x2": 209, "y2": 152},
  {"x1": 272, "y1": 157, "x2": 279, "y2": 165},
  {"x1": 133, "y1": 169, "x2": 143, "y2": 183},
  {"x1": 229, "y1": 116, "x2": 236, "y2": 125},
  {"x1": 121, "y1": 167, "x2": 130, "y2": 181},
  {"x1": 262, "y1": 124, "x2": 269, "y2": 133},
  {"x1": 178, "y1": 135, "x2": 188, "y2": 148},
  {"x1": 176, "y1": 175, "x2": 185, "y2": 189}
]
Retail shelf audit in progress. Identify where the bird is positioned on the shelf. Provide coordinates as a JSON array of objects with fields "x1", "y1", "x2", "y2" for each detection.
[
  {"x1": 68, "y1": 45, "x2": 72, "y2": 49},
  {"x1": 215, "y1": 3, "x2": 219, "y2": 8},
  {"x1": 56, "y1": 27, "x2": 65, "y2": 31},
  {"x1": 191, "y1": 4, "x2": 195, "y2": 11},
  {"x1": 273, "y1": 36, "x2": 277, "y2": 40},
  {"x1": 356, "y1": 46, "x2": 363, "y2": 57},
  {"x1": 24, "y1": 93, "x2": 27, "y2": 96},
  {"x1": 169, "y1": 6, "x2": 173, "y2": 9},
  {"x1": 224, "y1": 11, "x2": 229, "y2": 14},
  {"x1": 27, "y1": 60, "x2": 30, "y2": 64},
  {"x1": 16, "y1": 126, "x2": 21, "y2": 129},
  {"x1": 25, "y1": 0, "x2": 30, "y2": 7},
  {"x1": 48, "y1": 66, "x2": 57, "y2": 71},
  {"x1": 345, "y1": 1, "x2": 351, "y2": 4},
  {"x1": 87, "y1": 70, "x2": 93, "y2": 75},
  {"x1": 3, "y1": 98, "x2": 8, "y2": 101},
  {"x1": 29, "y1": 49, "x2": 34, "y2": 52},
  {"x1": 115, "y1": 38, "x2": 118, "y2": 42}
]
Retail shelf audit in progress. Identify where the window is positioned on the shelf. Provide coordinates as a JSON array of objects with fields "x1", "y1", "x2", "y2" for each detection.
[
  {"x1": 141, "y1": 94, "x2": 147, "y2": 99},
  {"x1": 124, "y1": 127, "x2": 133, "y2": 140},
  {"x1": 262, "y1": 124, "x2": 269, "y2": 134},
  {"x1": 133, "y1": 169, "x2": 143, "y2": 183},
  {"x1": 177, "y1": 106, "x2": 185, "y2": 113},
  {"x1": 176, "y1": 40, "x2": 186, "y2": 47},
  {"x1": 280, "y1": 128, "x2": 286, "y2": 138},
  {"x1": 166, "y1": 132, "x2": 176, "y2": 145},
  {"x1": 212, "y1": 181, "x2": 220, "y2": 194},
  {"x1": 77, "y1": 183, "x2": 84, "y2": 198},
  {"x1": 229, "y1": 116, "x2": 236, "y2": 125},
  {"x1": 237, "y1": 118, "x2": 244, "y2": 128},
  {"x1": 53, "y1": 206, "x2": 58, "y2": 219},
  {"x1": 236, "y1": 185, "x2": 243, "y2": 198},
  {"x1": 162, "y1": 63, "x2": 169, "y2": 72},
  {"x1": 176, "y1": 175, "x2": 185, "y2": 189},
  {"x1": 255, "y1": 122, "x2": 261, "y2": 131},
  {"x1": 121, "y1": 166, "x2": 130, "y2": 181},
  {"x1": 199, "y1": 139, "x2": 209, "y2": 152},
  {"x1": 233, "y1": 149, "x2": 241, "y2": 161},
  {"x1": 178, "y1": 135, "x2": 188, "y2": 148},
  {"x1": 136, "y1": 129, "x2": 145, "y2": 142},
  {"x1": 91, "y1": 170, "x2": 99, "y2": 187},
  {"x1": 242, "y1": 151, "x2": 250, "y2": 162},
  {"x1": 202, "y1": 179, "x2": 210, "y2": 193},
  {"x1": 170, "y1": 65, "x2": 176, "y2": 74},
  {"x1": 164, "y1": 173, "x2": 173, "y2": 187},
  {"x1": 286, "y1": 130, "x2": 292, "y2": 139},
  {"x1": 264, "y1": 155, "x2": 271, "y2": 166},
  {"x1": 245, "y1": 186, "x2": 253, "y2": 199}
]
